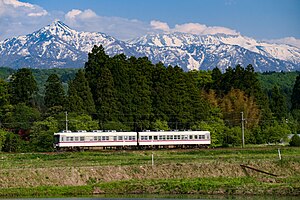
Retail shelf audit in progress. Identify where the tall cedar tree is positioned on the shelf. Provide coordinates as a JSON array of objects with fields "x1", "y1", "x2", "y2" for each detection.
[
  {"x1": 151, "y1": 62, "x2": 170, "y2": 123},
  {"x1": 107, "y1": 54, "x2": 131, "y2": 125},
  {"x1": 0, "y1": 79, "x2": 10, "y2": 116},
  {"x1": 269, "y1": 85, "x2": 288, "y2": 120},
  {"x1": 128, "y1": 57, "x2": 152, "y2": 130},
  {"x1": 67, "y1": 70, "x2": 95, "y2": 115},
  {"x1": 84, "y1": 45, "x2": 118, "y2": 125},
  {"x1": 9, "y1": 68, "x2": 38, "y2": 106},
  {"x1": 85, "y1": 45, "x2": 109, "y2": 95},
  {"x1": 291, "y1": 75, "x2": 300, "y2": 110},
  {"x1": 44, "y1": 74, "x2": 65, "y2": 109},
  {"x1": 94, "y1": 66, "x2": 118, "y2": 126},
  {"x1": 67, "y1": 81, "x2": 84, "y2": 113}
]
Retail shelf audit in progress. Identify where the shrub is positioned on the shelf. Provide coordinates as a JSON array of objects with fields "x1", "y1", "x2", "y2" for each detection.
[{"x1": 289, "y1": 134, "x2": 300, "y2": 147}]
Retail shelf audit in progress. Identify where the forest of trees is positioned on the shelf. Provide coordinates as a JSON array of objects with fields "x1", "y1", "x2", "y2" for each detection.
[{"x1": 0, "y1": 45, "x2": 300, "y2": 152}]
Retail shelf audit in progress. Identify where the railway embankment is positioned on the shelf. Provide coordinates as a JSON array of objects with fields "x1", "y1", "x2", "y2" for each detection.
[{"x1": 0, "y1": 147, "x2": 299, "y2": 197}]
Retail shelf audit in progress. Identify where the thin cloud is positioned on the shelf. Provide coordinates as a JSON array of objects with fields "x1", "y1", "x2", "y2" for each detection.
[
  {"x1": 266, "y1": 37, "x2": 300, "y2": 49},
  {"x1": 64, "y1": 9, "x2": 150, "y2": 40},
  {"x1": 0, "y1": 0, "x2": 47, "y2": 17},
  {"x1": 150, "y1": 20, "x2": 170, "y2": 32},
  {"x1": 151, "y1": 20, "x2": 239, "y2": 36}
]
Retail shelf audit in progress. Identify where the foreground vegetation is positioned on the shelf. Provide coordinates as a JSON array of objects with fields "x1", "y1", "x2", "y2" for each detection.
[{"x1": 0, "y1": 147, "x2": 299, "y2": 197}]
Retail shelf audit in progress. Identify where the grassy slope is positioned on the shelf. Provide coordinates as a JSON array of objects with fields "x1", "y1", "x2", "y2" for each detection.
[{"x1": 0, "y1": 147, "x2": 299, "y2": 197}]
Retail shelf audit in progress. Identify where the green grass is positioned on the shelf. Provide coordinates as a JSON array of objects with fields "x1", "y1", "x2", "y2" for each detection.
[
  {"x1": 0, "y1": 185, "x2": 93, "y2": 198},
  {"x1": 1, "y1": 176, "x2": 299, "y2": 197},
  {"x1": 0, "y1": 147, "x2": 299, "y2": 169}
]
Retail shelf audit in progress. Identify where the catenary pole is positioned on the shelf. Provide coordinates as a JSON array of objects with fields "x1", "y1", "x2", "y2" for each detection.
[
  {"x1": 65, "y1": 111, "x2": 68, "y2": 131},
  {"x1": 241, "y1": 112, "x2": 245, "y2": 148}
]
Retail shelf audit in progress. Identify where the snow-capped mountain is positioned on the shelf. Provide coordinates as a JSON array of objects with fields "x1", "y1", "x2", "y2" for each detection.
[
  {"x1": 0, "y1": 20, "x2": 300, "y2": 71},
  {"x1": 0, "y1": 20, "x2": 132, "y2": 68},
  {"x1": 130, "y1": 33, "x2": 300, "y2": 71}
]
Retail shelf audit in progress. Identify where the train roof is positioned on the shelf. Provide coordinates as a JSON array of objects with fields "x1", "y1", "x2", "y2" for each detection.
[{"x1": 54, "y1": 130, "x2": 210, "y2": 136}]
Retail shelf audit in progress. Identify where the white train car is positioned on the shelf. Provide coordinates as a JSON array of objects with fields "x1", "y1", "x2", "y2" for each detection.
[
  {"x1": 138, "y1": 130, "x2": 210, "y2": 147},
  {"x1": 53, "y1": 130, "x2": 137, "y2": 150},
  {"x1": 53, "y1": 130, "x2": 211, "y2": 150}
]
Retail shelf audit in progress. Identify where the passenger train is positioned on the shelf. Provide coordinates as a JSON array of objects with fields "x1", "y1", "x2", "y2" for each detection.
[{"x1": 53, "y1": 130, "x2": 211, "y2": 150}]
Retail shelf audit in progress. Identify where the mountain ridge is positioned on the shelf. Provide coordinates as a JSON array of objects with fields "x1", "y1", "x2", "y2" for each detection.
[{"x1": 0, "y1": 20, "x2": 299, "y2": 71}]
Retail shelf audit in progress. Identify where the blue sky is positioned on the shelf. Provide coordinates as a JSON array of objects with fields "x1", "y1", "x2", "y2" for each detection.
[{"x1": 1, "y1": 0, "x2": 299, "y2": 43}]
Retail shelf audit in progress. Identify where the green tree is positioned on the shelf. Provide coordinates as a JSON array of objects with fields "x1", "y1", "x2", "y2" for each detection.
[
  {"x1": 30, "y1": 116, "x2": 59, "y2": 151},
  {"x1": 0, "y1": 79, "x2": 10, "y2": 127},
  {"x1": 151, "y1": 120, "x2": 169, "y2": 130},
  {"x1": 262, "y1": 121, "x2": 291, "y2": 143},
  {"x1": 9, "y1": 68, "x2": 38, "y2": 106},
  {"x1": 0, "y1": 129, "x2": 8, "y2": 151},
  {"x1": 128, "y1": 57, "x2": 152, "y2": 130},
  {"x1": 289, "y1": 134, "x2": 300, "y2": 147},
  {"x1": 2, "y1": 132, "x2": 23, "y2": 152},
  {"x1": 109, "y1": 54, "x2": 131, "y2": 126},
  {"x1": 269, "y1": 85, "x2": 288, "y2": 120},
  {"x1": 0, "y1": 78, "x2": 10, "y2": 111},
  {"x1": 102, "y1": 121, "x2": 130, "y2": 131},
  {"x1": 68, "y1": 114, "x2": 99, "y2": 131},
  {"x1": 67, "y1": 70, "x2": 95, "y2": 114},
  {"x1": 224, "y1": 126, "x2": 242, "y2": 147},
  {"x1": 44, "y1": 74, "x2": 65, "y2": 109},
  {"x1": 3, "y1": 103, "x2": 40, "y2": 131},
  {"x1": 95, "y1": 66, "x2": 118, "y2": 126},
  {"x1": 151, "y1": 62, "x2": 170, "y2": 123},
  {"x1": 84, "y1": 45, "x2": 109, "y2": 94},
  {"x1": 291, "y1": 75, "x2": 300, "y2": 110},
  {"x1": 84, "y1": 45, "x2": 118, "y2": 126}
]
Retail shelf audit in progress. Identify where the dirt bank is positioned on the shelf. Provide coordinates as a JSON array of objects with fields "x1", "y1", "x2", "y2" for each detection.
[{"x1": 0, "y1": 160, "x2": 299, "y2": 188}]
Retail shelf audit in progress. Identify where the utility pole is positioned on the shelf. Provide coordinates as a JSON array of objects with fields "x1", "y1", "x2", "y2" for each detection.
[
  {"x1": 65, "y1": 111, "x2": 68, "y2": 131},
  {"x1": 241, "y1": 111, "x2": 245, "y2": 148}
]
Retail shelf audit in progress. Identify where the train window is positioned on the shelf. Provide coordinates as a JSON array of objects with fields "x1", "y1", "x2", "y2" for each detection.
[
  {"x1": 194, "y1": 135, "x2": 198, "y2": 139},
  {"x1": 149, "y1": 136, "x2": 152, "y2": 140},
  {"x1": 118, "y1": 136, "x2": 123, "y2": 140},
  {"x1": 166, "y1": 135, "x2": 170, "y2": 140},
  {"x1": 159, "y1": 135, "x2": 163, "y2": 140},
  {"x1": 141, "y1": 136, "x2": 148, "y2": 140},
  {"x1": 80, "y1": 137, "x2": 85, "y2": 141},
  {"x1": 162, "y1": 135, "x2": 166, "y2": 140},
  {"x1": 61, "y1": 137, "x2": 64, "y2": 142},
  {"x1": 170, "y1": 135, "x2": 173, "y2": 140},
  {"x1": 181, "y1": 135, "x2": 188, "y2": 140},
  {"x1": 94, "y1": 136, "x2": 97, "y2": 141},
  {"x1": 75, "y1": 137, "x2": 79, "y2": 141},
  {"x1": 113, "y1": 136, "x2": 117, "y2": 141},
  {"x1": 154, "y1": 136, "x2": 158, "y2": 140},
  {"x1": 54, "y1": 135, "x2": 59, "y2": 144},
  {"x1": 102, "y1": 136, "x2": 108, "y2": 141},
  {"x1": 189, "y1": 135, "x2": 193, "y2": 140},
  {"x1": 70, "y1": 137, "x2": 74, "y2": 141}
]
